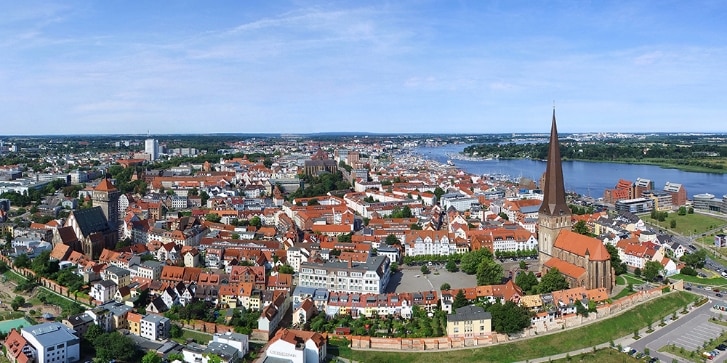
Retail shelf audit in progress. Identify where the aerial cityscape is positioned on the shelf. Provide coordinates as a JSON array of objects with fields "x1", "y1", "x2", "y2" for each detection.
[{"x1": 2, "y1": 2, "x2": 727, "y2": 363}]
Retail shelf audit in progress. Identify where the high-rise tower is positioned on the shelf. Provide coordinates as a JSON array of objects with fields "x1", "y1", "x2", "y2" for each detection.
[{"x1": 538, "y1": 109, "x2": 572, "y2": 265}]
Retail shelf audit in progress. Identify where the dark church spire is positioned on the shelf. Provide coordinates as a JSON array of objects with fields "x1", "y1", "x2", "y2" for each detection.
[{"x1": 538, "y1": 108, "x2": 571, "y2": 217}]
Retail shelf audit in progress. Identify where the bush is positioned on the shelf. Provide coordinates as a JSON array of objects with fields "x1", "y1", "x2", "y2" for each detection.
[{"x1": 680, "y1": 266, "x2": 697, "y2": 276}]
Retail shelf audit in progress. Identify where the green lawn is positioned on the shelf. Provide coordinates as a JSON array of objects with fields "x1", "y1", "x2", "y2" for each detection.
[
  {"x1": 615, "y1": 275, "x2": 626, "y2": 286},
  {"x1": 172, "y1": 329, "x2": 213, "y2": 345},
  {"x1": 332, "y1": 291, "x2": 696, "y2": 363},
  {"x1": 611, "y1": 287, "x2": 636, "y2": 300},
  {"x1": 621, "y1": 274, "x2": 646, "y2": 285},
  {"x1": 642, "y1": 212, "x2": 727, "y2": 236},
  {"x1": 672, "y1": 274, "x2": 727, "y2": 286},
  {"x1": 550, "y1": 348, "x2": 641, "y2": 363}
]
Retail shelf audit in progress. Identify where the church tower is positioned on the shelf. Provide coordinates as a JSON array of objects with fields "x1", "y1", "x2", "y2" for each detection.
[
  {"x1": 538, "y1": 109, "x2": 572, "y2": 265},
  {"x1": 93, "y1": 178, "x2": 121, "y2": 233}
]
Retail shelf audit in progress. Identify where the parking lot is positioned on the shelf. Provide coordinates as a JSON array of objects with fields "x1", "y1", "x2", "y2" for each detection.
[
  {"x1": 386, "y1": 264, "x2": 478, "y2": 293},
  {"x1": 670, "y1": 322, "x2": 724, "y2": 351}
]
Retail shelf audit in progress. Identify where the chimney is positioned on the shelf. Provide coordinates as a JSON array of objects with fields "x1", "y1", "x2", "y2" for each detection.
[{"x1": 347, "y1": 260, "x2": 352, "y2": 269}]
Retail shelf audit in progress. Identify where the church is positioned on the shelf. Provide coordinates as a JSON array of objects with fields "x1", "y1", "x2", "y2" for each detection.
[
  {"x1": 538, "y1": 110, "x2": 614, "y2": 293},
  {"x1": 61, "y1": 178, "x2": 120, "y2": 259}
]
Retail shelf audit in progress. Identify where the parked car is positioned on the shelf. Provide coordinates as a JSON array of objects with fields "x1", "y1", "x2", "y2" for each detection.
[{"x1": 717, "y1": 293, "x2": 723, "y2": 298}]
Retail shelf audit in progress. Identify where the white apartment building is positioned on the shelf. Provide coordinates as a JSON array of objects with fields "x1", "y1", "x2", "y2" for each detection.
[
  {"x1": 298, "y1": 256, "x2": 390, "y2": 294},
  {"x1": 140, "y1": 314, "x2": 170, "y2": 341},
  {"x1": 20, "y1": 323, "x2": 80, "y2": 363}
]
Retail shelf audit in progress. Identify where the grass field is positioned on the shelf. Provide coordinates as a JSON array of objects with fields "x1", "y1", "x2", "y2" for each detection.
[
  {"x1": 172, "y1": 329, "x2": 213, "y2": 345},
  {"x1": 331, "y1": 291, "x2": 696, "y2": 363},
  {"x1": 672, "y1": 274, "x2": 727, "y2": 286},
  {"x1": 642, "y1": 212, "x2": 726, "y2": 236},
  {"x1": 550, "y1": 348, "x2": 641, "y2": 363}
]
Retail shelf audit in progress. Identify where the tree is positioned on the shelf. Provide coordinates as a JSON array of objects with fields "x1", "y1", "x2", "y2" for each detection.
[
  {"x1": 390, "y1": 262, "x2": 398, "y2": 273},
  {"x1": 573, "y1": 220, "x2": 589, "y2": 235},
  {"x1": 519, "y1": 260, "x2": 527, "y2": 270},
  {"x1": 337, "y1": 233, "x2": 352, "y2": 242},
  {"x1": 515, "y1": 271, "x2": 539, "y2": 293},
  {"x1": 420, "y1": 265, "x2": 430, "y2": 275},
  {"x1": 538, "y1": 268, "x2": 569, "y2": 293},
  {"x1": 487, "y1": 300, "x2": 532, "y2": 334},
  {"x1": 634, "y1": 267, "x2": 642, "y2": 278},
  {"x1": 278, "y1": 264, "x2": 295, "y2": 274},
  {"x1": 476, "y1": 259, "x2": 503, "y2": 285},
  {"x1": 249, "y1": 216, "x2": 262, "y2": 228},
  {"x1": 385, "y1": 234, "x2": 400, "y2": 246},
  {"x1": 142, "y1": 351, "x2": 162, "y2": 363},
  {"x1": 643, "y1": 260, "x2": 664, "y2": 282},
  {"x1": 440, "y1": 283, "x2": 451, "y2": 290},
  {"x1": 453, "y1": 289, "x2": 468, "y2": 310},
  {"x1": 205, "y1": 213, "x2": 221, "y2": 223},
  {"x1": 604, "y1": 243, "x2": 627, "y2": 275},
  {"x1": 498, "y1": 212, "x2": 509, "y2": 220},
  {"x1": 170, "y1": 324, "x2": 183, "y2": 338},
  {"x1": 433, "y1": 187, "x2": 445, "y2": 201},
  {"x1": 682, "y1": 249, "x2": 707, "y2": 269},
  {"x1": 678, "y1": 206, "x2": 687, "y2": 215},
  {"x1": 445, "y1": 259, "x2": 459, "y2": 273},
  {"x1": 12, "y1": 253, "x2": 30, "y2": 268},
  {"x1": 670, "y1": 219, "x2": 677, "y2": 229},
  {"x1": 11, "y1": 296, "x2": 25, "y2": 311}
]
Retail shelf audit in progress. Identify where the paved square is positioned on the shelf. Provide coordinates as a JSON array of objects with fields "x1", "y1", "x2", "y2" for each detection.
[
  {"x1": 387, "y1": 264, "x2": 478, "y2": 293},
  {"x1": 670, "y1": 321, "x2": 724, "y2": 351}
]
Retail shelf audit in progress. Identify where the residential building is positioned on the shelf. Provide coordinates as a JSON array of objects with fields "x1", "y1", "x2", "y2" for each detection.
[
  {"x1": 446, "y1": 305, "x2": 492, "y2": 338},
  {"x1": 4, "y1": 328, "x2": 33, "y2": 363},
  {"x1": 264, "y1": 328, "x2": 327, "y2": 363},
  {"x1": 20, "y1": 323, "x2": 80, "y2": 363},
  {"x1": 90, "y1": 280, "x2": 118, "y2": 304},
  {"x1": 140, "y1": 314, "x2": 171, "y2": 341},
  {"x1": 402, "y1": 230, "x2": 457, "y2": 257},
  {"x1": 212, "y1": 331, "x2": 249, "y2": 358},
  {"x1": 61, "y1": 313, "x2": 94, "y2": 337},
  {"x1": 298, "y1": 256, "x2": 390, "y2": 294}
]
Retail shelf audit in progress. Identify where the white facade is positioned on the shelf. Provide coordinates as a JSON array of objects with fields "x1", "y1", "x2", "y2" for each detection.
[
  {"x1": 265, "y1": 330, "x2": 327, "y2": 363},
  {"x1": 20, "y1": 323, "x2": 80, "y2": 363},
  {"x1": 140, "y1": 314, "x2": 170, "y2": 341},
  {"x1": 404, "y1": 233, "x2": 457, "y2": 257},
  {"x1": 212, "y1": 332, "x2": 249, "y2": 358},
  {"x1": 298, "y1": 256, "x2": 390, "y2": 294}
]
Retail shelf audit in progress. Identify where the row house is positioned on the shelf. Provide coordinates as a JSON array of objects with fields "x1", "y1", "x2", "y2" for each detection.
[
  {"x1": 102, "y1": 265, "x2": 131, "y2": 288},
  {"x1": 326, "y1": 292, "x2": 416, "y2": 319},
  {"x1": 440, "y1": 280, "x2": 523, "y2": 314}
]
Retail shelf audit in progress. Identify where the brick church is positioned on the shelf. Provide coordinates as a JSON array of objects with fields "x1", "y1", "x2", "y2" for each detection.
[{"x1": 538, "y1": 110, "x2": 614, "y2": 293}]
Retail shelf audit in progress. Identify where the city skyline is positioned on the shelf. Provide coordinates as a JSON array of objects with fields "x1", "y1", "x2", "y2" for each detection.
[{"x1": 2, "y1": 1, "x2": 726, "y2": 135}]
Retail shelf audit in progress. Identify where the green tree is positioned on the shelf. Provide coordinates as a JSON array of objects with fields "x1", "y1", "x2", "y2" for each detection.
[
  {"x1": 515, "y1": 271, "x2": 539, "y2": 293},
  {"x1": 476, "y1": 259, "x2": 503, "y2": 285},
  {"x1": 487, "y1": 300, "x2": 532, "y2": 334},
  {"x1": 205, "y1": 213, "x2": 221, "y2": 223},
  {"x1": 682, "y1": 249, "x2": 707, "y2": 269},
  {"x1": 498, "y1": 212, "x2": 509, "y2": 220},
  {"x1": 142, "y1": 351, "x2": 162, "y2": 363},
  {"x1": 11, "y1": 296, "x2": 25, "y2": 311},
  {"x1": 12, "y1": 253, "x2": 30, "y2": 268},
  {"x1": 538, "y1": 268, "x2": 569, "y2": 293},
  {"x1": 677, "y1": 206, "x2": 687, "y2": 215},
  {"x1": 519, "y1": 260, "x2": 527, "y2": 270},
  {"x1": 278, "y1": 264, "x2": 295, "y2": 274},
  {"x1": 453, "y1": 289, "x2": 468, "y2": 310},
  {"x1": 433, "y1": 187, "x2": 445, "y2": 201},
  {"x1": 573, "y1": 220, "x2": 589, "y2": 235},
  {"x1": 170, "y1": 324, "x2": 183, "y2": 338},
  {"x1": 670, "y1": 219, "x2": 677, "y2": 229},
  {"x1": 440, "y1": 283, "x2": 451, "y2": 290},
  {"x1": 643, "y1": 260, "x2": 664, "y2": 282},
  {"x1": 445, "y1": 259, "x2": 459, "y2": 272},
  {"x1": 385, "y1": 234, "x2": 400, "y2": 246},
  {"x1": 249, "y1": 216, "x2": 262, "y2": 228},
  {"x1": 390, "y1": 262, "x2": 398, "y2": 273},
  {"x1": 604, "y1": 243, "x2": 627, "y2": 275},
  {"x1": 634, "y1": 267, "x2": 642, "y2": 278},
  {"x1": 420, "y1": 265, "x2": 430, "y2": 275}
]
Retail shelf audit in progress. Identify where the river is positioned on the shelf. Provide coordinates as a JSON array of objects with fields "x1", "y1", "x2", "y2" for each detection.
[{"x1": 414, "y1": 144, "x2": 727, "y2": 200}]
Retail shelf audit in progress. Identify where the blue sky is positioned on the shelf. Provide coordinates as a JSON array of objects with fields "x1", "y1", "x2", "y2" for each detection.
[{"x1": 1, "y1": 1, "x2": 726, "y2": 135}]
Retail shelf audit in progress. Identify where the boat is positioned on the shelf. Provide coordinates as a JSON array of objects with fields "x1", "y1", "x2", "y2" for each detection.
[{"x1": 447, "y1": 160, "x2": 455, "y2": 166}]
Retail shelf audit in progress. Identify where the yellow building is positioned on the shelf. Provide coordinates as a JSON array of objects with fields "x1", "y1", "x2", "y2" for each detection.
[{"x1": 446, "y1": 305, "x2": 492, "y2": 338}]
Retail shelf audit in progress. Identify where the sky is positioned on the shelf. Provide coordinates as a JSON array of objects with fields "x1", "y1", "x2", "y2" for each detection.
[{"x1": 1, "y1": 1, "x2": 726, "y2": 135}]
